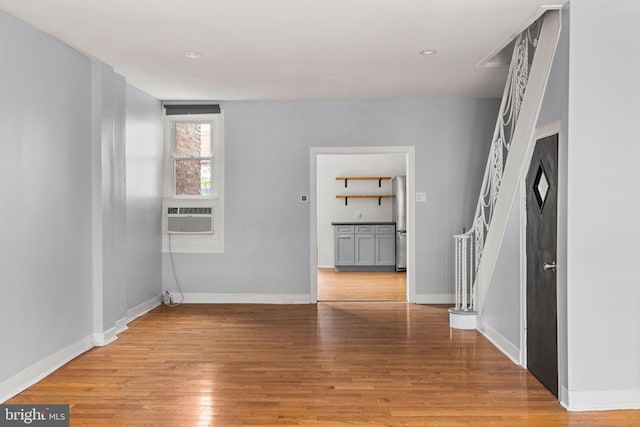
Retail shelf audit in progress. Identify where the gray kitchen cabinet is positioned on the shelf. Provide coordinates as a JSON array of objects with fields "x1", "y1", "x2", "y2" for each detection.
[
  {"x1": 334, "y1": 225, "x2": 355, "y2": 266},
  {"x1": 375, "y1": 233, "x2": 396, "y2": 265},
  {"x1": 375, "y1": 224, "x2": 395, "y2": 234},
  {"x1": 333, "y1": 223, "x2": 395, "y2": 271},
  {"x1": 375, "y1": 224, "x2": 396, "y2": 266},
  {"x1": 355, "y1": 234, "x2": 375, "y2": 265}
]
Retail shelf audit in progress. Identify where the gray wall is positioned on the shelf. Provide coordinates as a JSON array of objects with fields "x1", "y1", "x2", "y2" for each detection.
[
  {"x1": 0, "y1": 10, "x2": 93, "y2": 382},
  {"x1": 480, "y1": 190, "x2": 521, "y2": 347},
  {"x1": 0, "y1": 10, "x2": 164, "y2": 392},
  {"x1": 92, "y1": 61, "x2": 128, "y2": 332},
  {"x1": 125, "y1": 85, "x2": 164, "y2": 310},
  {"x1": 567, "y1": 0, "x2": 640, "y2": 399},
  {"x1": 162, "y1": 99, "x2": 499, "y2": 298}
]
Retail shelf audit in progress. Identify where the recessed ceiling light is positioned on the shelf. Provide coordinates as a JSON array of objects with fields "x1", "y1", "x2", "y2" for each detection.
[
  {"x1": 420, "y1": 49, "x2": 437, "y2": 56},
  {"x1": 185, "y1": 51, "x2": 201, "y2": 59}
]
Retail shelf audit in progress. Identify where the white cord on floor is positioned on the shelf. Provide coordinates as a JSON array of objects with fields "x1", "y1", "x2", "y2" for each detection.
[{"x1": 166, "y1": 234, "x2": 185, "y2": 306}]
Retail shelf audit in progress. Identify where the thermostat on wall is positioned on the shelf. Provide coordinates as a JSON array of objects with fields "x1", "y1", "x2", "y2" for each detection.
[
  {"x1": 416, "y1": 192, "x2": 426, "y2": 202},
  {"x1": 300, "y1": 194, "x2": 309, "y2": 203}
]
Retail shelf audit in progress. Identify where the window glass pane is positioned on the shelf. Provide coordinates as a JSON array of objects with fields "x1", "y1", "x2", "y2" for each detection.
[
  {"x1": 175, "y1": 159, "x2": 212, "y2": 196},
  {"x1": 175, "y1": 123, "x2": 211, "y2": 157}
]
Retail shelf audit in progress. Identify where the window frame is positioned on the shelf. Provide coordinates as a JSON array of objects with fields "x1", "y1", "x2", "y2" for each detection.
[{"x1": 162, "y1": 111, "x2": 225, "y2": 253}]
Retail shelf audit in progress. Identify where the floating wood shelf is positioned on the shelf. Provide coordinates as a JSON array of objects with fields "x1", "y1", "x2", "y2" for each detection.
[
  {"x1": 336, "y1": 176, "x2": 392, "y2": 188},
  {"x1": 336, "y1": 195, "x2": 394, "y2": 206}
]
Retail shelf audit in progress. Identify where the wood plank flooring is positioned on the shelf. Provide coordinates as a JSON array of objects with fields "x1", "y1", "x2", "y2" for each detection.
[
  {"x1": 317, "y1": 268, "x2": 406, "y2": 301},
  {"x1": 7, "y1": 303, "x2": 639, "y2": 426}
]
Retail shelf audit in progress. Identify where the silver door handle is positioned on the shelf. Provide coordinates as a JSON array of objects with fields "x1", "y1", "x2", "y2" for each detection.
[{"x1": 543, "y1": 261, "x2": 557, "y2": 271}]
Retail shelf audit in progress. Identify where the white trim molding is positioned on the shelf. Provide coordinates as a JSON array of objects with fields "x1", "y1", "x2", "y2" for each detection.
[
  {"x1": 561, "y1": 387, "x2": 640, "y2": 412},
  {"x1": 0, "y1": 335, "x2": 95, "y2": 404},
  {"x1": 127, "y1": 295, "x2": 162, "y2": 323},
  {"x1": 93, "y1": 317, "x2": 128, "y2": 347},
  {"x1": 477, "y1": 317, "x2": 521, "y2": 365},
  {"x1": 179, "y1": 293, "x2": 312, "y2": 304},
  {"x1": 93, "y1": 327, "x2": 117, "y2": 347},
  {"x1": 413, "y1": 294, "x2": 455, "y2": 305}
]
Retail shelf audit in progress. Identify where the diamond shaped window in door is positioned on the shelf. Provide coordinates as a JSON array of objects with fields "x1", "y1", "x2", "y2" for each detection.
[{"x1": 533, "y1": 163, "x2": 550, "y2": 211}]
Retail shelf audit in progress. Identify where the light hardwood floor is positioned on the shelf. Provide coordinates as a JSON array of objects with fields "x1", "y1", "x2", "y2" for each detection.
[
  {"x1": 7, "y1": 303, "x2": 638, "y2": 426},
  {"x1": 317, "y1": 268, "x2": 406, "y2": 301}
]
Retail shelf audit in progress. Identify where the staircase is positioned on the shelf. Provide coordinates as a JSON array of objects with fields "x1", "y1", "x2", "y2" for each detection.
[{"x1": 449, "y1": 10, "x2": 561, "y2": 329}]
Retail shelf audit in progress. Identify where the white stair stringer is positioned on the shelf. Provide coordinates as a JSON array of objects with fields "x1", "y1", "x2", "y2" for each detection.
[{"x1": 475, "y1": 10, "x2": 562, "y2": 315}]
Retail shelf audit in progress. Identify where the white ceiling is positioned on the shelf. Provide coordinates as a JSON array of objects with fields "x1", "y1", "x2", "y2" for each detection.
[{"x1": 0, "y1": 0, "x2": 567, "y2": 101}]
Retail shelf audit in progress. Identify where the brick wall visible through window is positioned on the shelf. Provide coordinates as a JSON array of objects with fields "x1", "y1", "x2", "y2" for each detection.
[{"x1": 175, "y1": 123, "x2": 211, "y2": 196}]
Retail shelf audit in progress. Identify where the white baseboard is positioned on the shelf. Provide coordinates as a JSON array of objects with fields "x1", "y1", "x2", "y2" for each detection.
[
  {"x1": 115, "y1": 317, "x2": 128, "y2": 335},
  {"x1": 127, "y1": 295, "x2": 161, "y2": 323},
  {"x1": 93, "y1": 328, "x2": 116, "y2": 347},
  {"x1": 476, "y1": 318, "x2": 521, "y2": 365},
  {"x1": 0, "y1": 334, "x2": 95, "y2": 403},
  {"x1": 179, "y1": 293, "x2": 312, "y2": 304},
  {"x1": 93, "y1": 316, "x2": 127, "y2": 347},
  {"x1": 413, "y1": 293, "x2": 455, "y2": 304},
  {"x1": 561, "y1": 387, "x2": 640, "y2": 411}
]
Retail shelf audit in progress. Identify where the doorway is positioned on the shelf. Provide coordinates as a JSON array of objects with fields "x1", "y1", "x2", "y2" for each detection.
[
  {"x1": 309, "y1": 147, "x2": 416, "y2": 303},
  {"x1": 525, "y1": 133, "x2": 559, "y2": 397},
  {"x1": 317, "y1": 269, "x2": 406, "y2": 301}
]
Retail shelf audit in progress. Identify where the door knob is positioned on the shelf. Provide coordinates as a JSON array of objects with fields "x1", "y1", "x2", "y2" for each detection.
[{"x1": 543, "y1": 261, "x2": 557, "y2": 271}]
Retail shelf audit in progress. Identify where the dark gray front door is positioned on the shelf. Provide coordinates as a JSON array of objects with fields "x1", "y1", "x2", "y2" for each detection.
[{"x1": 526, "y1": 134, "x2": 558, "y2": 397}]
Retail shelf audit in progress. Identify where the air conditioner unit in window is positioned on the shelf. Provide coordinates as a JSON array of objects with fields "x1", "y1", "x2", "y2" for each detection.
[{"x1": 166, "y1": 206, "x2": 213, "y2": 234}]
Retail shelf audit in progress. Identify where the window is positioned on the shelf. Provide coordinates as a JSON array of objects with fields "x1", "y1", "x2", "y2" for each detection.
[
  {"x1": 163, "y1": 108, "x2": 224, "y2": 253},
  {"x1": 173, "y1": 121, "x2": 212, "y2": 197}
]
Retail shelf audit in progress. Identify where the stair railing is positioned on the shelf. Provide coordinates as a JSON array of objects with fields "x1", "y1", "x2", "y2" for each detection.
[{"x1": 453, "y1": 17, "x2": 543, "y2": 313}]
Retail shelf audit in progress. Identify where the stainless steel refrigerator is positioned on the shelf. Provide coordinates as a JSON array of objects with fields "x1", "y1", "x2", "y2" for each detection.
[{"x1": 392, "y1": 176, "x2": 407, "y2": 271}]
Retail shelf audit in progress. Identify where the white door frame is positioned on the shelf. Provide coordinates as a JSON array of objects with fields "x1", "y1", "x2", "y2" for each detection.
[{"x1": 309, "y1": 146, "x2": 416, "y2": 303}]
